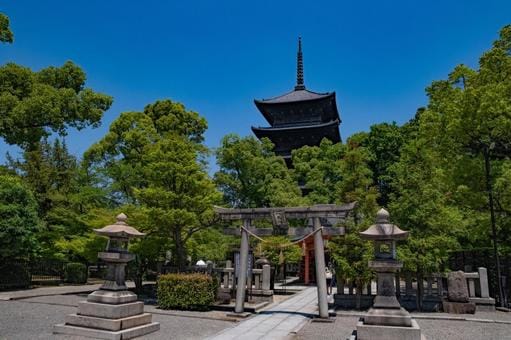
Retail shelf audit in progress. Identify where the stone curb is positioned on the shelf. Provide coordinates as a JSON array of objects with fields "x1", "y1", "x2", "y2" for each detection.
[
  {"x1": 335, "y1": 311, "x2": 511, "y2": 325},
  {"x1": 4, "y1": 299, "x2": 240, "y2": 324},
  {"x1": 149, "y1": 310, "x2": 240, "y2": 323}
]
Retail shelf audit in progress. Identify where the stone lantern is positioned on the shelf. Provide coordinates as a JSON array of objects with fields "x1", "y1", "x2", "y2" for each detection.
[
  {"x1": 93, "y1": 213, "x2": 145, "y2": 293},
  {"x1": 54, "y1": 213, "x2": 160, "y2": 340},
  {"x1": 355, "y1": 208, "x2": 422, "y2": 340}
]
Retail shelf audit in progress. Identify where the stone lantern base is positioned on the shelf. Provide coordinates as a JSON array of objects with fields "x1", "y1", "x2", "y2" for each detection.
[
  {"x1": 356, "y1": 318, "x2": 423, "y2": 340},
  {"x1": 53, "y1": 290, "x2": 159, "y2": 340}
]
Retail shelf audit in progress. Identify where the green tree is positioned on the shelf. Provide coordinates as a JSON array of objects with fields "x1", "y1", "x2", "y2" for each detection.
[
  {"x1": 0, "y1": 174, "x2": 40, "y2": 261},
  {"x1": 420, "y1": 24, "x2": 511, "y2": 305},
  {"x1": 86, "y1": 99, "x2": 218, "y2": 269},
  {"x1": 336, "y1": 133, "x2": 379, "y2": 217},
  {"x1": 362, "y1": 122, "x2": 405, "y2": 207},
  {"x1": 0, "y1": 61, "x2": 112, "y2": 150},
  {"x1": 133, "y1": 135, "x2": 221, "y2": 269},
  {"x1": 85, "y1": 100, "x2": 207, "y2": 204},
  {"x1": 292, "y1": 139, "x2": 345, "y2": 204},
  {"x1": 215, "y1": 134, "x2": 304, "y2": 208},
  {"x1": 0, "y1": 13, "x2": 13, "y2": 43},
  {"x1": 188, "y1": 228, "x2": 234, "y2": 263},
  {"x1": 7, "y1": 138, "x2": 112, "y2": 261},
  {"x1": 329, "y1": 229, "x2": 373, "y2": 309}
]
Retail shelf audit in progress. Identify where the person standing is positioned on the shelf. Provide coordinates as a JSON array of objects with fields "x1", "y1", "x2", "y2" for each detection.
[{"x1": 325, "y1": 267, "x2": 333, "y2": 295}]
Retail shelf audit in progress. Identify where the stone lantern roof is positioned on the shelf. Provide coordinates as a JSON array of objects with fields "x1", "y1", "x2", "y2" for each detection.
[
  {"x1": 93, "y1": 213, "x2": 145, "y2": 239},
  {"x1": 359, "y1": 208, "x2": 408, "y2": 241}
]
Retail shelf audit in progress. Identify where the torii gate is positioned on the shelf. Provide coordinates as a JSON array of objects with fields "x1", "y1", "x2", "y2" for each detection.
[{"x1": 215, "y1": 202, "x2": 356, "y2": 319}]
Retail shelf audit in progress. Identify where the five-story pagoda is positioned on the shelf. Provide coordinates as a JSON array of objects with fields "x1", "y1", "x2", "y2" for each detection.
[{"x1": 251, "y1": 38, "x2": 341, "y2": 165}]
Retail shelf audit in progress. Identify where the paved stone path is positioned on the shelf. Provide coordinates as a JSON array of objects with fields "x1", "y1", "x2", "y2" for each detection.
[{"x1": 208, "y1": 287, "x2": 320, "y2": 340}]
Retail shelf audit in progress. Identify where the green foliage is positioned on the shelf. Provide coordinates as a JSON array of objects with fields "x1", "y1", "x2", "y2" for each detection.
[
  {"x1": 63, "y1": 262, "x2": 88, "y2": 284},
  {"x1": 0, "y1": 61, "x2": 112, "y2": 150},
  {"x1": 362, "y1": 122, "x2": 405, "y2": 206},
  {"x1": 336, "y1": 135, "x2": 379, "y2": 217},
  {"x1": 397, "y1": 236, "x2": 458, "y2": 273},
  {"x1": 215, "y1": 134, "x2": 304, "y2": 208},
  {"x1": 54, "y1": 233, "x2": 107, "y2": 264},
  {"x1": 0, "y1": 13, "x2": 13, "y2": 43},
  {"x1": 7, "y1": 139, "x2": 106, "y2": 260},
  {"x1": 86, "y1": 100, "x2": 219, "y2": 269},
  {"x1": 85, "y1": 99, "x2": 207, "y2": 204},
  {"x1": 259, "y1": 236, "x2": 302, "y2": 266},
  {"x1": 0, "y1": 174, "x2": 40, "y2": 260},
  {"x1": 188, "y1": 228, "x2": 233, "y2": 263},
  {"x1": 157, "y1": 273, "x2": 216, "y2": 310},
  {"x1": 292, "y1": 139, "x2": 344, "y2": 204},
  {"x1": 329, "y1": 231, "x2": 374, "y2": 287}
]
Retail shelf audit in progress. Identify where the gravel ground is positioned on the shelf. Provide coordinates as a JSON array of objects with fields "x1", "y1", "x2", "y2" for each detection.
[
  {"x1": 0, "y1": 299, "x2": 233, "y2": 340},
  {"x1": 293, "y1": 315, "x2": 511, "y2": 340}
]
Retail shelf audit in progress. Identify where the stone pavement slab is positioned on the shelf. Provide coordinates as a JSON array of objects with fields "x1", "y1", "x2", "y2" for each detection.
[{"x1": 207, "y1": 287, "x2": 320, "y2": 340}]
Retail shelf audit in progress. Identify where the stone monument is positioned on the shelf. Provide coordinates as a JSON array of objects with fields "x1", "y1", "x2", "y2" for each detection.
[
  {"x1": 54, "y1": 213, "x2": 160, "y2": 340},
  {"x1": 443, "y1": 271, "x2": 476, "y2": 314},
  {"x1": 355, "y1": 208, "x2": 423, "y2": 340}
]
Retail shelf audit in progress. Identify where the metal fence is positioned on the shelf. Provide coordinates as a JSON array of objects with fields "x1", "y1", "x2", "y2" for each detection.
[{"x1": 0, "y1": 259, "x2": 88, "y2": 290}]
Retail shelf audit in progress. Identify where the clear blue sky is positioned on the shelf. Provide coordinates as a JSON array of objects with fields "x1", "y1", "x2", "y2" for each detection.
[{"x1": 1, "y1": 1, "x2": 510, "y2": 170}]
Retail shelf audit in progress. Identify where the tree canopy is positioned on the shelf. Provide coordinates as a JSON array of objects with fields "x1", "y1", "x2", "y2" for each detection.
[
  {"x1": 0, "y1": 175, "x2": 40, "y2": 260},
  {"x1": 0, "y1": 61, "x2": 112, "y2": 150},
  {"x1": 0, "y1": 13, "x2": 13, "y2": 43},
  {"x1": 85, "y1": 99, "x2": 219, "y2": 269},
  {"x1": 215, "y1": 134, "x2": 304, "y2": 208}
]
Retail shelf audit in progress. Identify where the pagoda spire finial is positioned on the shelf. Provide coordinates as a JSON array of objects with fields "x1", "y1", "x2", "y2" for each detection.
[{"x1": 295, "y1": 37, "x2": 305, "y2": 90}]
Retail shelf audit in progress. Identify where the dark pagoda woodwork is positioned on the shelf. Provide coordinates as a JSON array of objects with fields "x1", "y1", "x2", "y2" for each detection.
[{"x1": 251, "y1": 38, "x2": 341, "y2": 164}]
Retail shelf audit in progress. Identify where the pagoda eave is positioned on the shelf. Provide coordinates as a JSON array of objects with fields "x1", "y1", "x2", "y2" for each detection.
[
  {"x1": 254, "y1": 91, "x2": 339, "y2": 126},
  {"x1": 251, "y1": 120, "x2": 341, "y2": 156}
]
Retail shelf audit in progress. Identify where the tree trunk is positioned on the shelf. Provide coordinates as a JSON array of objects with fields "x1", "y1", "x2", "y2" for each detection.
[
  {"x1": 356, "y1": 280, "x2": 362, "y2": 310},
  {"x1": 174, "y1": 229, "x2": 187, "y2": 271},
  {"x1": 416, "y1": 271, "x2": 423, "y2": 312},
  {"x1": 484, "y1": 149, "x2": 505, "y2": 307}
]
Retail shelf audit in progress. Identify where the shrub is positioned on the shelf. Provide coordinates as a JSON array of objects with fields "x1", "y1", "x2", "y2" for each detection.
[
  {"x1": 63, "y1": 262, "x2": 88, "y2": 284},
  {"x1": 157, "y1": 273, "x2": 216, "y2": 310}
]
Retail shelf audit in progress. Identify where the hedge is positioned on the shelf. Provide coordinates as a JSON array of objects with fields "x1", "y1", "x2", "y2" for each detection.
[
  {"x1": 63, "y1": 262, "x2": 88, "y2": 284},
  {"x1": 157, "y1": 273, "x2": 216, "y2": 310}
]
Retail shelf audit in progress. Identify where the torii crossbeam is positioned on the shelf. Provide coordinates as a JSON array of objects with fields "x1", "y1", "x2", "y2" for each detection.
[{"x1": 215, "y1": 202, "x2": 356, "y2": 319}]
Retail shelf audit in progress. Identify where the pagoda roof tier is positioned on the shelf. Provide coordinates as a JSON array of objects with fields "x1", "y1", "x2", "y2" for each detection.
[
  {"x1": 251, "y1": 119, "x2": 340, "y2": 157},
  {"x1": 255, "y1": 88, "x2": 333, "y2": 104},
  {"x1": 254, "y1": 91, "x2": 340, "y2": 127}
]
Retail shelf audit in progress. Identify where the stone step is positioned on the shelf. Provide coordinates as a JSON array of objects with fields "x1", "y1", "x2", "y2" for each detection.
[
  {"x1": 66, "y1": 312, "x2": 152, "y2": 331},
  {"x1": 78, "y1": 301, "x2": 144, "y2": 319},
  {"x1": 54, "y1": 322, "x2": 160, "y2": 340}
]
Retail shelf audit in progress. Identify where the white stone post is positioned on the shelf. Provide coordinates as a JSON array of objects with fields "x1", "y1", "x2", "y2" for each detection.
[
  {"x1": 262, "y1": 264, "x2": 271, "y2": 291},
  {"x1": 313, "y1": 217, "x2": 329, "y2": 318},
  {"x1": 478, "y1": 267, "x2": 490, "y2": 298},
  {"x1": 234, "y1": 219, "x2": 250, "y2": 313}
]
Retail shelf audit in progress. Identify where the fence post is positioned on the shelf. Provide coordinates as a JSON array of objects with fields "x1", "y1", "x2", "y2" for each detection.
[
  {"x1": 478, "y1": 267, "x2": 490, "y2": 298},
  {"x1": 262, "y1": 264, "x2": 271, "y2": 291}
]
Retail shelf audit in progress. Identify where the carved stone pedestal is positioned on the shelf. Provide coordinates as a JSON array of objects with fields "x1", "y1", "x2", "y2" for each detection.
[{"x1": 54, "y1": 290, "x2": 159, "y2": 340}]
